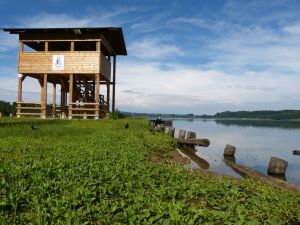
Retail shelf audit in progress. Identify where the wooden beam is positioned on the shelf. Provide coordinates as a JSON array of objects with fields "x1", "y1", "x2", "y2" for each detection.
[
  {"x1": 69, "y1": 74, "x2": 73, "y2": 119},
  {"x1": 95, "y1": 73, "x2": 100, "y2": 119},
  {"x1": 100, "y1": 35, "x2": 115, "y2": 55},
  {"x1": 112, "y1": 56, "x2": 116, "y2": 112},
  {"x1": 41, "y1": 74, "x2": 48, "y2": 119},
  {"x1": 21, "y1": 75, "x2": 27, "y2": 82},
  {"x1": 52, "y1": 84, "x2": 56, "y2": 118}
]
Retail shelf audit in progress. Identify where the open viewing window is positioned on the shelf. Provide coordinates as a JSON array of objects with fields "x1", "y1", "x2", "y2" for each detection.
[
  {"x1": 23, "y1": 41, "x2": 45, "y2": 52},
  {"x1": 48, "y1": 42, "x2": 70, "y2": 51},
  {"x1": 74, "y1": 41, "x2": 97, "y2": 51}
]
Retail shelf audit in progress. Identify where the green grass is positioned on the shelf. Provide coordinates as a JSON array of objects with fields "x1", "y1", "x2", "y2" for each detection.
[{"x1": 0, "y1": 118, "x2": 299, "y2": 224}]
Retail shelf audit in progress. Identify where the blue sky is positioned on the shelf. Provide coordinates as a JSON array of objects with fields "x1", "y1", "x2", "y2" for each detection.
[{"x1": 1, "y1": 0, "x2": 300, "y2": 114}]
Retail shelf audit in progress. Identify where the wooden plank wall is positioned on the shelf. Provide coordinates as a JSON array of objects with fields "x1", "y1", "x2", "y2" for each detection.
[{"x1": 19, "y1": 52, "x2": 100, "y2": 74}]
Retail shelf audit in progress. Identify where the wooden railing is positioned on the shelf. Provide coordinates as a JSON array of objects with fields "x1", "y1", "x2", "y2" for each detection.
[
  {"x1": 16, "y1": 102, "x2": 42, "y2": 117},
  {"x1": 69, "y1": 102, "x2": 109, "y2": 118}
]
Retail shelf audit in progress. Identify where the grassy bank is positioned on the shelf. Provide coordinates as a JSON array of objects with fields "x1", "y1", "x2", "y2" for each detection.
[{"x1": 0, "y1": 118, "x2": 299, "y2": 224}]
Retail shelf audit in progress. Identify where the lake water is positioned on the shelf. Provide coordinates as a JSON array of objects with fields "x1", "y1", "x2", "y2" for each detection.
[{"x1": 172, "y1": 119, "x2": 300, "y2": 185}]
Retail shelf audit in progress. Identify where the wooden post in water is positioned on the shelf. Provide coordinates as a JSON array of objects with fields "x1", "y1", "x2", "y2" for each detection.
[
  {"x1": 293, "y1": 150, "x2": 300, "y2": 155},
  {"x1": 178, "y1": 129, "x2": 186, "y2": 139},
  {"x1": 187, "y1": 131, "x2": 196, "y2": 139},
  {"x1": 168, "y1": 127, "x2": 175, "y2": 137},
  {"x1": 268, "y1": 157, "x2": 288, "y2": 175},
  {"x1": 224, "y1": 144, "x2": 236, "y2": 157}
]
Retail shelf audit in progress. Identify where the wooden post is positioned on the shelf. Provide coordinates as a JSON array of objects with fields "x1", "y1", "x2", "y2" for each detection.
[
  {"x1": 95, "y1": 73, "x2": 100, "y2": 119},
  {"x1": 96, "y1": 41, "x2": 101, "y2": 51},
  {"x1": 19, "y1": 41, "x2": 23, "y2": 53},
  {"x1": 106, "y1": 79, "x2": 110, "y2": 110},
  {"x1": 112, "y1": 55, "x2": 116, "y2": 112},
  {"x1": 168, "y1": 127, "x2": 175, "y2": 137},
  {"x1": 41, "y1": 74, "x2": 48, "y2": 119},
  {"x1": 293, "y1": 150, "x2": 300, "y2": 155},
  {"x1": 60, "y1": 80, "x2": 66, "y2": 119},
  {"x1": 268, "y1": 157, "x2": 288, "y2": 175},
  {"x1": 224, "y1": 144, "x2": 236, "y2": 157},
  {"x1": 45, "y1": 41, "x2": 48, "y2": 52},
  {"x1": 69, "y1": 74, "x2": 73, "y2": 119},
  {"x1": 178, "y1": 129, "x2": 186, "y2": 139},
  {"x1": 52, "y1": 84, "x2": 56, "y2": 118},
  {"x1": 71, "y1": 41, "x2": 74, "y2": 51},
  {"x1": 60, "y1": 85, "x2": 64, "y2": 118},
  {"x1": 187, "y1": 131, "x2": 196, "y2": 139},
  {"x1": 17, "y1": 74, "x2": 23, "y2": 118}
]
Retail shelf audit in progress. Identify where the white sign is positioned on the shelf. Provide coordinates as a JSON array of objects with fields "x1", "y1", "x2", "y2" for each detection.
[{"x1": 52, "y1": 55, "x2": 64, "y2": 70}]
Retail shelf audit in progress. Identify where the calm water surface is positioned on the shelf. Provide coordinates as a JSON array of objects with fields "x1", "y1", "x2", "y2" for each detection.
[{"x1": 172, "y1": 119, "x2": 300, "y2": 185}]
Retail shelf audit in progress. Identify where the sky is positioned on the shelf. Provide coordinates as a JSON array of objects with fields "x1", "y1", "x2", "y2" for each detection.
[{"x1": 1, "y1": 0, "x2": 300, "y2": 114}]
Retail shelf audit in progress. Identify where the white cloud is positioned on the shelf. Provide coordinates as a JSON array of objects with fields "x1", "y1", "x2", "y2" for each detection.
[
  {"x1": 128, "y1": 38, "x2": 184, "y2": 60},
  {"x1": 115, "y1": 59, "x2": 300, "y2": 113},
  {"x1": 0, "y1": 32, "x2": 18, "y2": 52},
  {"x1": 17, "y1": 7, "x2": 138, "y2": 28},
  {"x1": 1, "y1": 2, "x2": 300, "y2": 114},
  {"x1": 282, "y1": 22, "x2": 300, "y2": 35}
]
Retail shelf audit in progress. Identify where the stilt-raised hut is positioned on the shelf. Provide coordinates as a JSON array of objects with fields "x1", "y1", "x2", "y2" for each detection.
[{"x1": 3, "y1": 28, "x2": 127, "y2": 119}]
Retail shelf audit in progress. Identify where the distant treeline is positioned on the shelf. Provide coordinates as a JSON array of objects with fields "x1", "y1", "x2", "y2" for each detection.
[
  {"x1": 0, "y1": 101, "x2": 17, "y2": 116},
  {"x1": 123, "y1": 110, "x2": 300, "y2": 120},
  {"x1": 213, "y1": 110, "x2": 300, "y2": 120},
  {"x1": 1, "y1": 99, "x2": 300, "y2": 120}
]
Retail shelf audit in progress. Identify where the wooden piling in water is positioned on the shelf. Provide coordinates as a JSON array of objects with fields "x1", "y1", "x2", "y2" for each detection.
[
  {"x1": 168, "y1": 127, "x2": 175, "y2": 137},
  {"x1": 224, "y1": 144, "x2": 236, "y2": 157},
  {"x1": 187, "y1": 131, "x2": 196, "y2": 139},
  {"x1": 293, "y1": 150, "x2": 300, "y2": 155},
  {"x1": 178, "y1": 129, "x2": 186, "y2": 139},
  {"x1": 268, "y1": 157, "x2": 288, "y2": 175}
]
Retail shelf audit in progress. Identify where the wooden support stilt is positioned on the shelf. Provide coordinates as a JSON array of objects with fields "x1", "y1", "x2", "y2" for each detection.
[
  {"x1": 60, "y1": 79, "x2": 66, "y2": 119},
  {"x1": 60, "y1": 84, "x2": 64, "y2": 118},
  {"x1": 41, "y1": 74, "x2": 47, "y2": 119},
  {"x1": 17, "y1": 74, "x2": 23, "y2": 118},
  {"x1": 112, "y1": 55, "x2": 116, "y2": 113},
  {"x1": 106, "y1": 79, "x2": 110, "y2": 110},
  {"x1": 69, "y1": 74, "x2": 73, "y2": 119},
  {"x1": 95, "y1": 73, "x2": 100, "y2": 119},
  {"x1": 52, "y1": 83, "x2": 56, "y2": 118}
]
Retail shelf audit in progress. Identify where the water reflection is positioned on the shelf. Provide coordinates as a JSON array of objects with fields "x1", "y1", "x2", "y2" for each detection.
[
  {"x1": 178, "y1": 147, "x2": 210, "y2": 170},
  {"x1": 172, "y1": 119, "x2": 300, "y2": 185},
  {"x1": 215, "y1": 119, "x2": 300, "y2": 129}
]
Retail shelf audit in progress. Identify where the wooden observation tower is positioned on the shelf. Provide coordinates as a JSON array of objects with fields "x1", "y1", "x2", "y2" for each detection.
[{"x1": 3, "y1": 28, "x2": 127, "y2": 119}]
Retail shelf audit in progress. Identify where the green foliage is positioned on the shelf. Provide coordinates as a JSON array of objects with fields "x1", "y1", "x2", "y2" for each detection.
[
  {"x1": 109, "y1": 108, "x2": 125, "y2": 119},
  {"x1": 123, "y1": 110, "x2": 300, "y2": 120},
  {"x1": 214, "y1": 110, "x2": 300, "y2": 120},
  {"x1": 0, "y1": 101, "x2": 17, "y2": 116},
  {"x1": 0, "y1": 118, "x2": 299, "y2": 224}
]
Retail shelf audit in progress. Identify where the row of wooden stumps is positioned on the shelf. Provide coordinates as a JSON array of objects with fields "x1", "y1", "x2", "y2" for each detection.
[
  {"x1": 223, "y1": 144, "x2": 288, "y2": 176},
  {"x1": 168, "y1": 127, "x2": 210, "y2": 147},
  {"x1": 223, "y1": 144, "x2": 300, "y2": 192}
]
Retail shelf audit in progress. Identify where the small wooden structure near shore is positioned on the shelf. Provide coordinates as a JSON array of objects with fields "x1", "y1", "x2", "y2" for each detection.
[{"x1": 3, "y1": 28, "x2": 127, "y2": 119}]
